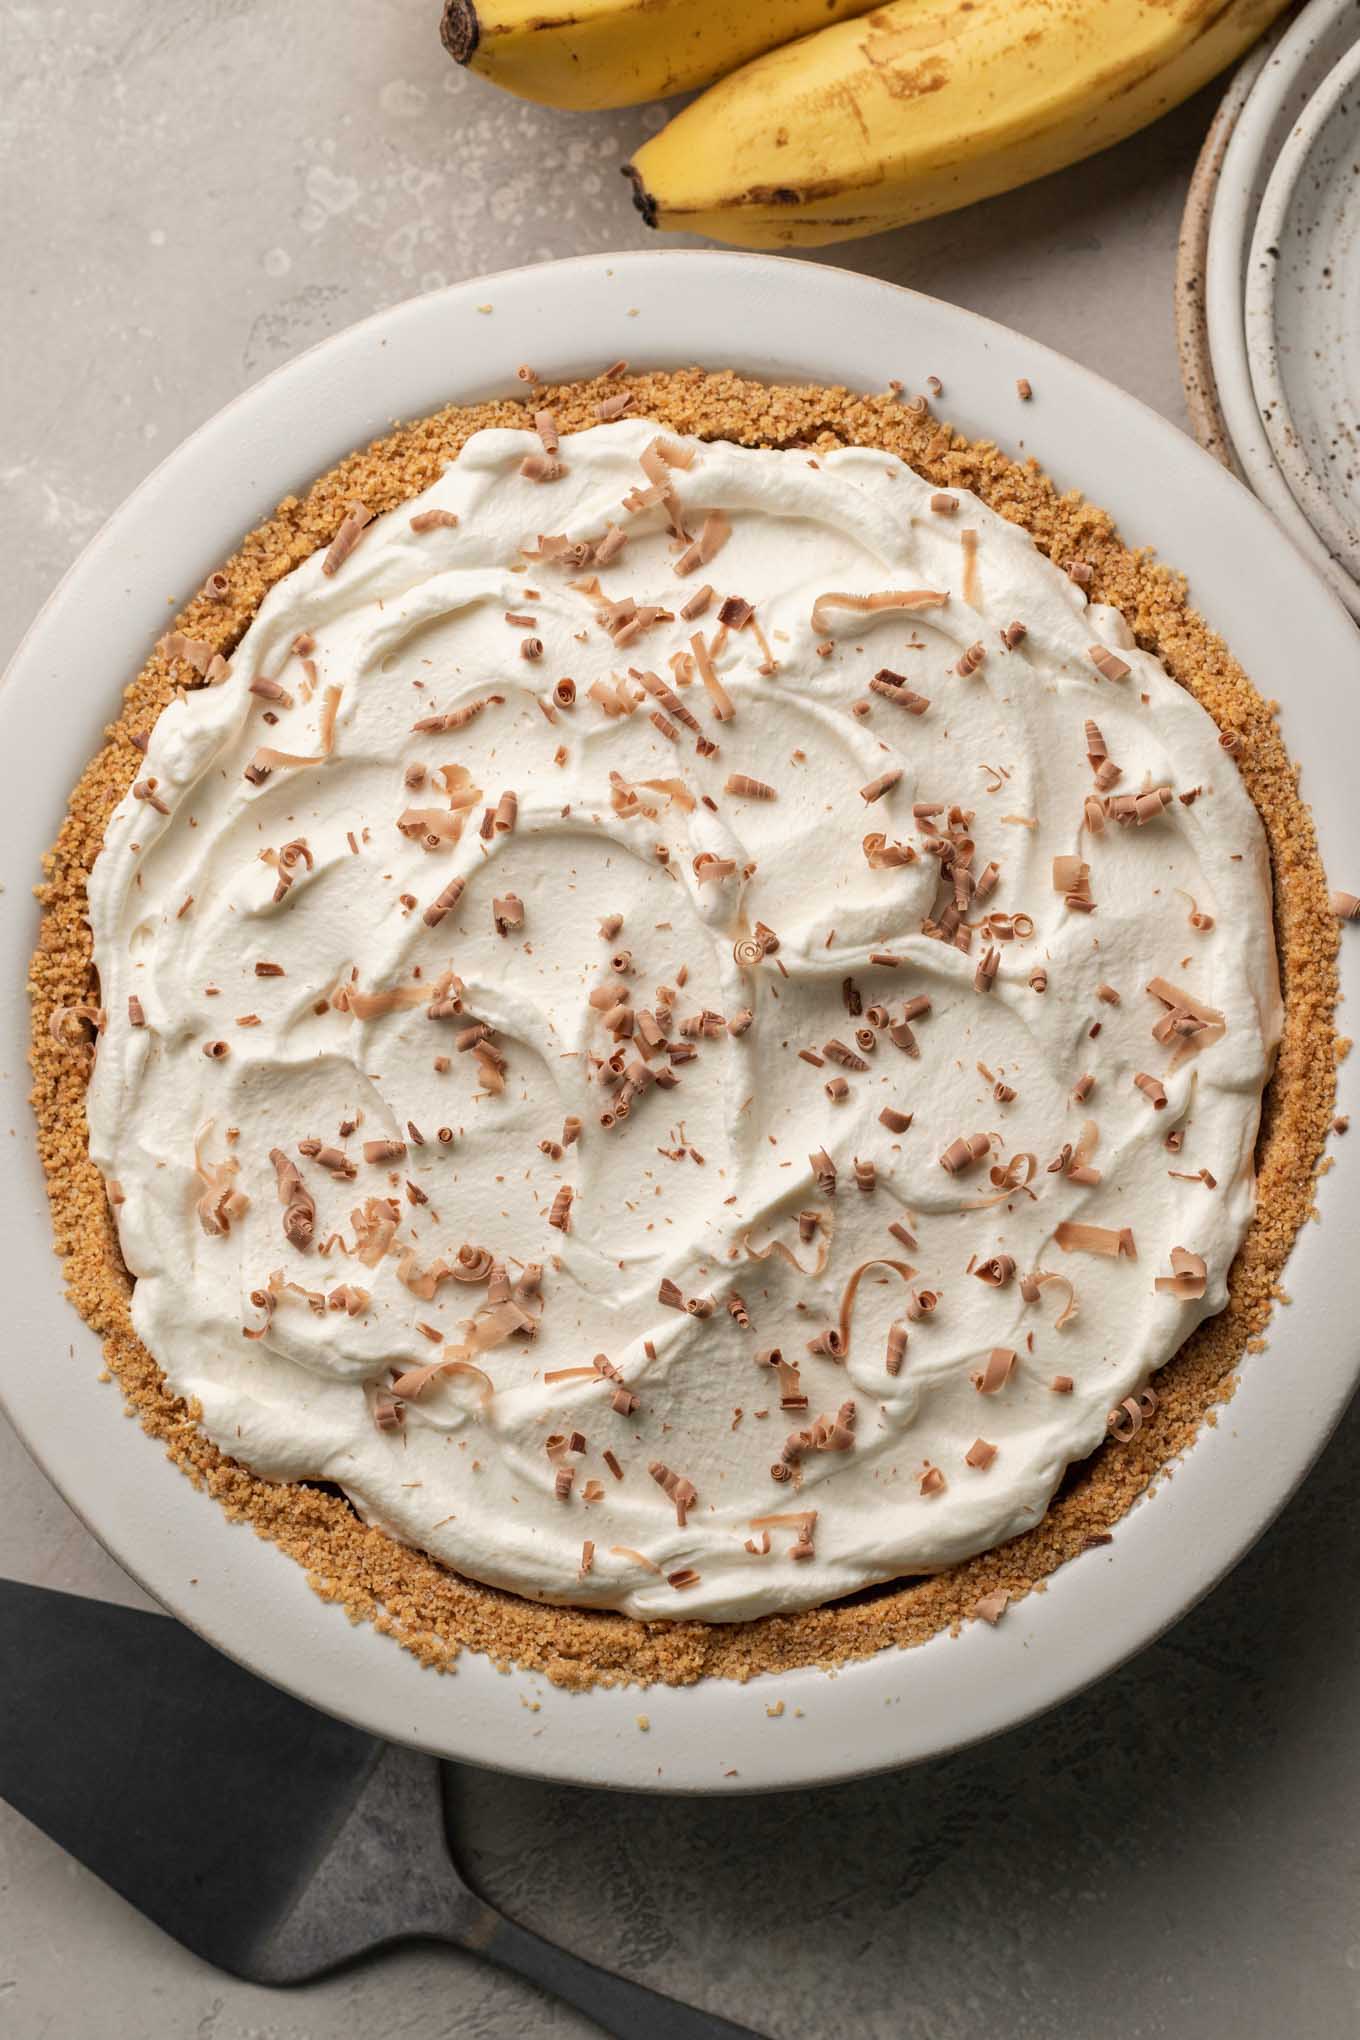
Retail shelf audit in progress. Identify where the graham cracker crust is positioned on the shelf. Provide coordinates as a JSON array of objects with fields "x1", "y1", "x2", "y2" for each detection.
[{"x1": 27, "y1": 367, "x2": 1342, "y2": 1690}]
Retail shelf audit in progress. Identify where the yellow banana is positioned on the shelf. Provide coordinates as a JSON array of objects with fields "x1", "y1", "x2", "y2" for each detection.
[
  {"x1": 441, "y1": 0, "x2": 882, "y2": 112},
  {"x1": 625, "y1": 0, "x2": 1291, "y2": 247}
]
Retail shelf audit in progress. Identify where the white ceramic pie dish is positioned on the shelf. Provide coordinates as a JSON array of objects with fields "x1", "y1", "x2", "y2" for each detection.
[{"x1": 3, "y1": 250, "x2": 1359, "y2": 1794}]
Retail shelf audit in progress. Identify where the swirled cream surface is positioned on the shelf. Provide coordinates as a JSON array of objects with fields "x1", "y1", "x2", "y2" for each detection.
[{"x1": 86, "y1": 420, "x2": 1280, "y2": 1620}]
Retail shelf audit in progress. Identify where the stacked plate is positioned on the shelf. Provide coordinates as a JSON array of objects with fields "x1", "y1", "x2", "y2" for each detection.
[{"x1": 1177, "y1": 0, "x2": 1360, "y2": 620}]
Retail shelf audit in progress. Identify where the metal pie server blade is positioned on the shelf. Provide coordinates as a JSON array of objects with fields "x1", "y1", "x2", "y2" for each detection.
[{"x1": 0, "y1": 1580, "x2": 766, "y2": 2038}]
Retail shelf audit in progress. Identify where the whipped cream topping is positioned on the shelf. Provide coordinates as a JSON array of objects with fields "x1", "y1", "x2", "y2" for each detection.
[{"x1": 86, "y1": 419, "x2": 1280, "y2": 1621}]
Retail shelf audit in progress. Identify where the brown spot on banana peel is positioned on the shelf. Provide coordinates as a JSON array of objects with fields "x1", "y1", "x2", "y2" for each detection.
[
  {"x1": 865, "y1": 50, "x2": 951, "y2": 100},
  {"x1": 625, "y1": 162, "x2": 881, "y2": 226}
]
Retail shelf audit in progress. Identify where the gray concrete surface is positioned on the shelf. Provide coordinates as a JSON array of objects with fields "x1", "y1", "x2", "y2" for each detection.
[{"x1": 3, "y1": 4, "x2": 1358, "y2": 2036}]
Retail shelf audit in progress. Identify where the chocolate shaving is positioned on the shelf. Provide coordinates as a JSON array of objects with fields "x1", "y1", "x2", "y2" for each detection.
[
  {"x1": 1154, "y1": 1246, "x2": 1207, "y2": 1299},
  {"x1": 192, "y1": 1126, "x2": 249, "y2": 1239},
  {"x1": 391, "y1": 1355, "x2": 494, "y2": 1407},
  {"x1": 249, "y1": 675, "x2": 293, "y2": 706},
  {"x1": 1087, "y1": 644, "x2": 1131, "y2": 683},
  {"x1": 322, "y1": 504, "x2": 373, "y2": 577},
  {"x1": 374, "y1": 1392, "x2": 404, "y2": 1433},
  {"x1": 674, "y1": 512, "x2": 731, "y2": 578},
  {"x1": 395, "y1": 1248, "x2": 451, "y2": 1301},
  {"x1": 823, "y1": 1037, "x2": 868, "y2": 1071},
  {"x1": 1146, "y1": 976, "x2": 1227, "y2": 1069},
  {"x1": 1107, "y1": 1388, "x2": 1157, "y2": 1443},
  {"x1": 830, "y1": 1257, "x2": 917, "y2": 1359},
  {"x1": 309, "y1": 1146, "x2": 356, "y2": 1179},
  {"x1": 269, "y1": 1149, "x2": 315, "y2": 1251},
  {"x1": 1052, "y1": 855, "x2": 1092, "y2": 907},
  {"x1": 362, "y1": 1138, "x2": 406, "y2": 1164},
  {"x1": 158, "y1": 630, "x2": 216, "y2": 676},
  {"x1": 870, "y1": 673, "x2": 930, "y2": 715},
  {"x1": 334, "y1": 977, "x2": 430, "y2": 1021},
  {"x1": 690, "y1": 629, "x2": 736, "y2": 721},
  {"x1": 885, "y1": 1321, "x2": 909, "y2": 1377},
  {"x1": 48, "y1": 1002, "x2": 104, "y2": 1057},
  {"x1": 1054, "y1": 1221, "x2": 1137, "y2": 1259},
  {"x1": 863, "y1": 833, "x2": 917, "y2": 869},
  {"x1": 411, "y1": 696, "x2": 498, "y2": 734},
  {"x1": 350, "y1": 1197, "x2": 400, "y2": 1267},
  {"x1": 448, "y1": 1245, "x2": 494, "y2": 1284},
  {"x1": 132, "y1": 777, "x2": 170, "y2": 815},
  {"x1": 610, "y1": 1545, "x2": 662, "y2": 1576},
  {"x1": 810, "y1": 589, "x2": 948, "y2": 632},
  {"x1": 939, "y1": 1133, "x2": 991, "y2": 1175},
  {"x1": 972, "y1": 1588, "x2": 1009, "y2": 1623},
  {"x1": 247, "y1": 685, "x2": 343, "y2": 779},
  {"x1": 423, "y1": 877, "x2": 466, "y2": 929},
  {"x1": 724, "y1": 773, "x2": 776, "y2": 801},
  {"x1": 649, "y1": 1459, "x2": 697, "y2": 1527},
  {"x1": 328, "y1": 1284, "x2": 370, "y2": 1315},
  {"x1": 743, "y1": 1224, "x2": 831, "y2": 1280},
  {"x1": 972, "y1": 1347, "x2": 1017, "y2": 1394},
  {"x1": 860, "y1": 769, "x2": 902, "y2": 805}
]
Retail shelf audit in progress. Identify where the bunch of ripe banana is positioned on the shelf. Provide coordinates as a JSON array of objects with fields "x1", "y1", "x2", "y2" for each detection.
[{"x1": 442, "y1": 0, "x2": 1289, "y2": 249}]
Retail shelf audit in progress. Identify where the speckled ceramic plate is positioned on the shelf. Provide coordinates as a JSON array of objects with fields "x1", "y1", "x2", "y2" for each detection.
[
  {"x1": 3, "y1": 252, "x2": 1359, "y2": 1793},
  {"x1": 1176, "y1": 33, "x2": 1277, "y2": 470},
  {"x1": 1246, "y1": 36, "x2": 1360, "y2": 580},
  {"x1": 1202, "y1": 0, "x2": 1360, "y2": 618}
]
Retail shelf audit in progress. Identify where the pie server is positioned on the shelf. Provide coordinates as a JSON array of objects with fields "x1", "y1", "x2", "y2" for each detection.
[{"x1": 0, "y1": 1578, "x2": 765, "y2": 2038}]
